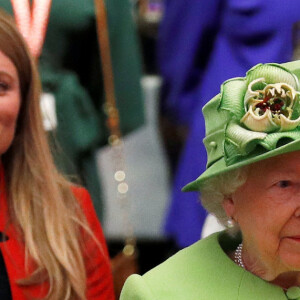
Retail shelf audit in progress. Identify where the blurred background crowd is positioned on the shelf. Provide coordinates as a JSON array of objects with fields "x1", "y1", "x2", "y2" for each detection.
[{"x1": 3, "y1": 0, "x2": 300, "y2": 294}]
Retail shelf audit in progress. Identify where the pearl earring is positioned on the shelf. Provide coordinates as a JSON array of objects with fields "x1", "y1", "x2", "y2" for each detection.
[{"x1": 227, "y1": 217, "x2": 235, "y2": 228}]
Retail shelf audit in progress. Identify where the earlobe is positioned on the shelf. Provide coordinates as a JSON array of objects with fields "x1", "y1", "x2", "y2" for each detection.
[{"x1": 222, "y1": 197, "x2": 235, "y2": 219}]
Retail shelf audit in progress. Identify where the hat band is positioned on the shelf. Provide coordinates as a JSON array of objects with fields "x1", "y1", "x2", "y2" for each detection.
[{"x1": 203, "y1": 129, "x2": 224, "y2": 168}]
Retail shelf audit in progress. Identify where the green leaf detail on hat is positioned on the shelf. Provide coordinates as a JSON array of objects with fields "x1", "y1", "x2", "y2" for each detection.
[
  {"x1": 224, "y1": 121, "x2": 267, "y2": 163},
  {"x1": 219, "y1": 78, "x2": 247, "y2": 120},
  {"x1": 246, "y1": 63, "x2": 299, "y2": 89},
  {"x1": 260, "y1": 131, "x2": 300, "y2": 150},
  {"x1": 219, "y1": 63, "x2": 300, "y2": 166}
]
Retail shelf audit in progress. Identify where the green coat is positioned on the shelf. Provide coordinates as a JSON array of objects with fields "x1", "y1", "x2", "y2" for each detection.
[{"x1": 121, "y1": 232, "x2": 295, "y2": 299}]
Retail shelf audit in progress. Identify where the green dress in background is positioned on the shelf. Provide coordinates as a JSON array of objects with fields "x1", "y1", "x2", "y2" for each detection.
[{"x1": 0, "y1": 0, "x2": 144, "y2": 220}]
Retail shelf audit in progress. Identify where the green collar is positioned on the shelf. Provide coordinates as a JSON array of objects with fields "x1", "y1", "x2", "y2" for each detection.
[
  {"x1": 142, "y1": 231, "x2": 295, "y2": 299},
  {"x1": 216, "y1": 231, "x2": 293, "y2": 299}
]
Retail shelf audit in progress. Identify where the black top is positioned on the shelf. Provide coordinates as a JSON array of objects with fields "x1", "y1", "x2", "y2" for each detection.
[{"x1": 0, "y1": 232, "x2": 12, "y2": 299}]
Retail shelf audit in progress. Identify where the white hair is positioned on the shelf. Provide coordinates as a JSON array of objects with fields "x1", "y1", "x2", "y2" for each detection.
[{"x1": 199, "y1": 167, "x2": 248, "y2": 234}]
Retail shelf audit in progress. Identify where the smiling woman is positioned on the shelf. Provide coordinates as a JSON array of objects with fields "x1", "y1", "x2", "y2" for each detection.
[
  {"x1": 0, "y1": 52, "x2": 21, "y2": 155},
  {"x1": 0, "y1": 9, "x2": 114, "y2": 300},
  {"x1": 121, "y1": 61, "x2": 300, "y2": 300}
]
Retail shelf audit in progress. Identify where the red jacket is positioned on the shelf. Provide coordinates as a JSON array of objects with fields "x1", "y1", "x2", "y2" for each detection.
[{"x1": 0, "y1": 168, "x2": 115, "y2": 299}]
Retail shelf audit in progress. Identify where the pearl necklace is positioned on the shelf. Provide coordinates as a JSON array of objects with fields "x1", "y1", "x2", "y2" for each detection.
[
  {"x1": 234, "y1": 244, "x2": 300, "y2": 297},
  {"x1": 234, "y1": 243, "x2": 245, "y2": 269},
  {"x1": 11, "y1": 0, "x2": 52, "y2": 58}
]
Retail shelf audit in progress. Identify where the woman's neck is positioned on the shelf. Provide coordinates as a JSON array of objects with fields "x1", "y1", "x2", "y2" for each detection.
[{"x1": 228, "y1": 247, "x2": 300, "y2": 290}]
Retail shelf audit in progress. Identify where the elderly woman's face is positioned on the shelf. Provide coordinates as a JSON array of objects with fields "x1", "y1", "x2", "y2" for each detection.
[
  {"x1": 0, "y1": 50, "x2": 20, "y2": 156},
  {"x1": 226, "y1": 151, "x2": 300, "y2": 280}
]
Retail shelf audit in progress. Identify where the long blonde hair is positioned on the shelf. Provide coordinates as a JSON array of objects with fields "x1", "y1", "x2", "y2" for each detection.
[{"x1": 1, "y1": 10, "x2": 94, "y2": 300}]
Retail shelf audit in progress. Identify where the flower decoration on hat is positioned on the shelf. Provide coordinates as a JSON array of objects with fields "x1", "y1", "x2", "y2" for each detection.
[
  {"x1": 241, "y1": 79, "x2": 300, "y2": 132},
  {"x1": 217, "y1": 63, "x2": 300, "y2": 165}
]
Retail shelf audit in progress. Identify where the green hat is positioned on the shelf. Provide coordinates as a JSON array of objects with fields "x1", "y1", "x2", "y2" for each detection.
[{"x1": 183, "y1": 60, "x2": 300, "y2": 192}]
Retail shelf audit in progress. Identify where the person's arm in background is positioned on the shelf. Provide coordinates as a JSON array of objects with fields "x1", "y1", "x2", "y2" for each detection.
[
  {"x1": 159, "y1": 0, "x2": 223, "y2": 249},
  {"x1": 158, "y1": 0, "x2": 222, "y2": 126}
]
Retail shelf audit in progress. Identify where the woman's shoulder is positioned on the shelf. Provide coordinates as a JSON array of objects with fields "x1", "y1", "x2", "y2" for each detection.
[
  {"x1": 70, "y1": 185, "x2": 106, "y2": 246},
  {"x1": 121, "y1": 232, "x2": 228, "y2": 300},
  {"x1": 143, "y1": 232, "x2": 221, "y2": 280},
  {"x1": 71, "y1": 186, "x2": 97, "y2": 221},
  {"x1": 71, "y1": 185, "x2": 90, "y2": 203},
  {"x1": 121, "y1": 231, "x2": 286, "y2": 300},
  {"x1": 71, "y1": 185, "x2": 115, "y2": 299}
]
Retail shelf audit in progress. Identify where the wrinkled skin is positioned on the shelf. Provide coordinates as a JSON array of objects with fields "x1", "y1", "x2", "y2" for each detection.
[{"x1": 224, "y1": 151, "x2": 300, "y2": 289}]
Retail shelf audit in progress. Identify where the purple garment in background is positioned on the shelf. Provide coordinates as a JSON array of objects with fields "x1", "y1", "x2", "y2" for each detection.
[{"x1": 158, "y1": 0, "x2": 300, "y2": 248}]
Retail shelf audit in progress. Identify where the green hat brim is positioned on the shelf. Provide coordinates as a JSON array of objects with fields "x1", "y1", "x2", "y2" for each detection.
[{"x1": 182, "y1": 138, "x2": 300, "y2": 192}]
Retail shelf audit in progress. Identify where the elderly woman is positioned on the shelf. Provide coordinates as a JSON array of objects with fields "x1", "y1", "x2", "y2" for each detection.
[
  {"x1": 0, "y1": 10, "x2": 114, "y2": 300},
  {"x1": 121, "y1": 60, "x2": 300, "y2": 299}
]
